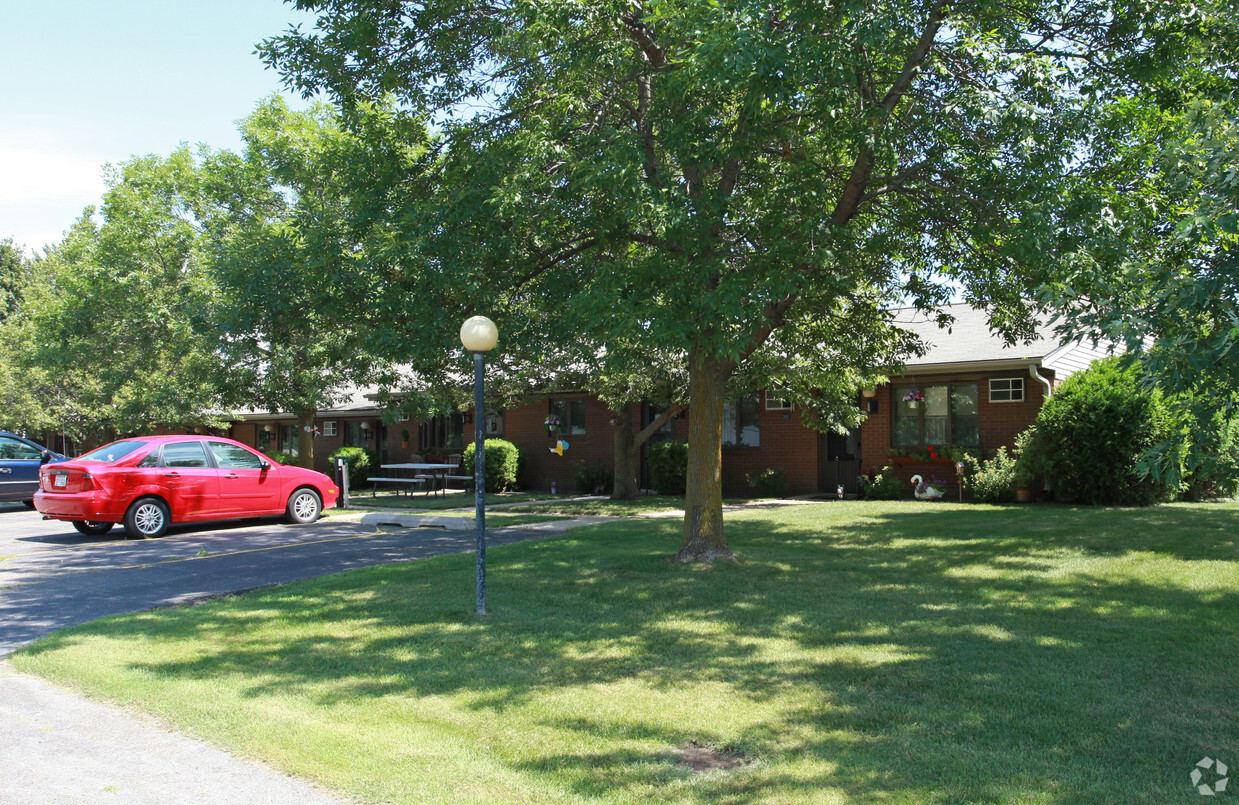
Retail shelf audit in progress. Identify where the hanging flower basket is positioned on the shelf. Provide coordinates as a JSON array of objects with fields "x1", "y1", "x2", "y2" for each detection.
[
  {"x1": 903, "y1": 389, "x2": 924, "y2": 409},
  {"x1": 544, "y1": 415, "x2": 560, "y2": 437}
]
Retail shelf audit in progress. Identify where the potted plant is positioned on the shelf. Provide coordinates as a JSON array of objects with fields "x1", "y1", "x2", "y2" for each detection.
[
  {"x1": 400, "y1": 428, "x2": 410, "y2": 449},
  {"x1": 903, "y1": 389, "x2": 925, "y2": 409}
]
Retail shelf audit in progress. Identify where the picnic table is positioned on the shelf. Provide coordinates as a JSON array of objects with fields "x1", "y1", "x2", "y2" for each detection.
[{"x1": 377, "y1": 463, "x2": 461, "y2": 497}]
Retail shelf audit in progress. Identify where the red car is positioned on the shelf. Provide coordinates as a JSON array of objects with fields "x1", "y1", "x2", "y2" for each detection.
[{"x1": 34, "y1": 435, "x2": 339, "y2": 539}]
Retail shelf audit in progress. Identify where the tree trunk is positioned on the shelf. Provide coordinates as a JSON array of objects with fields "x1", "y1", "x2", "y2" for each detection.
[
  {"x1": 296, "y1": 406, "x2": 317, "y2": 469},
  {"x1": 677, "y1": 348, "x2": 734, "y2": 563},
  {"x1": 611, "y1": 403, "x2": 688, "y2": 501},
  {"x1": 612, "y1": 408, "x2": 640, "y2": 500}
]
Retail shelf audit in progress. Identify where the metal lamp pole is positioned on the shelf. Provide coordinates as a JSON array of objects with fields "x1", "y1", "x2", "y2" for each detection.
[{"x1": 460, "y1": 316, "x2": 498, "y2": 614}]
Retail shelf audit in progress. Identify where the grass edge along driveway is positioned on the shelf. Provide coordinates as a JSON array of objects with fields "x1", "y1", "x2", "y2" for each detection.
[{"x1": 13, "y1": 500, "x2": 1239, "y2": 804}]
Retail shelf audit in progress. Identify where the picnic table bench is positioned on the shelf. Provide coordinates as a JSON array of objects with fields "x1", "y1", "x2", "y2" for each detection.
[
  {"x1": 380, "y1": 463, "x2": 460, "y2": 497},
  {"x1": 368, "y1": 476, "x2": 427, "y2": 496}
]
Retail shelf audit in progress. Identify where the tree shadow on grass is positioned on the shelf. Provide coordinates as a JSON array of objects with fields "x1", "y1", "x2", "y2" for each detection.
[{"x1": 22, "y1": 502, "x2": 1239, "y2": 804}]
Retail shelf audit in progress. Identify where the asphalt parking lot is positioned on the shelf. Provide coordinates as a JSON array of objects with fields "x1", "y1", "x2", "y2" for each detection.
[{"x1": 0, "y1": 502, "x2": 545, "y2": 658}]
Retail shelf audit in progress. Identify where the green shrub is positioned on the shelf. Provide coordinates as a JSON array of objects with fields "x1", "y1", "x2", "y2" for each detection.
[
  {"x1": 263, "y1": 449, "x2": 297, "y2": 466},
  {"x1": 746, "y1": 468, "x2": 788, "y2": 498},
  {"x1": 462, "y1": 438, "x2": 521, "y2": 492},
  {"x1": 328, "y1": 446, "x2": 378, "y2": 486},
  {"x1": 648, "y1": 441, "x2": 688, "y2": 496},
  {"x1": 1033, "y1": 358, "x2": 1181, "y2": 506},
  {"x1": 960, "y1": 447, "x2": 1019, "y2": 503},
  {"x1": 1182, "y1": 415, "x2": 1239, "y2": 500},
  {"x1": 574, "y1": 462, "x2": 613, "y2": 495},
  {"x1": 862, "y1": 466, "x2": 903, "y2": 500}
]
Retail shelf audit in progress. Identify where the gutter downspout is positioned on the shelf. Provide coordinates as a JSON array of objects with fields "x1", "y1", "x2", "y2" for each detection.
[
  {"x1": 1029, "y1": 363, "x2": 1055, "y2": 498},
  {"x1": 1030, "y1": 363, "x2": 1053, "y2": 398}
]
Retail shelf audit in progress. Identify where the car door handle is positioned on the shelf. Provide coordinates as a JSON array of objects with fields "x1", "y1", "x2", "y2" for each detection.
[
  {"x1": 0, "y1": 468, "x2": 10, "y2": 474},
  {"x1": 224, "y1": 473, "x2": 239, "y2": 480},
  {"x1": 164, "y1": 472, "x2": 180, "y2": 479}
]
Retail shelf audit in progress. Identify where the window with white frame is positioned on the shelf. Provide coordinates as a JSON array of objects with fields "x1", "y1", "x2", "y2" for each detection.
[
  {"x1": 322, "y1": 421, "x2": 337, "y2": 437},
  {"x1": 765, "y1": 391, "x2": 793, "y2": 410},
  {"x1": 989, "y1": 377, "x2": 1025, "y2": 403}
]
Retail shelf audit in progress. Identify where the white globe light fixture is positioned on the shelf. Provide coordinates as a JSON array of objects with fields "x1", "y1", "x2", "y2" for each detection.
[
  {"x1": 460, "y1": 315, "x2": 499, "y2": 353},
  {"x1": 460, "y1": 315, "x2": 498, "y2": 614}
]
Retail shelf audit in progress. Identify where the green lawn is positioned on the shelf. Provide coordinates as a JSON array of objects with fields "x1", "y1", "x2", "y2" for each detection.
[
  {"x1": 13, "y1": 500, "x2": 1239, "y2": 804},
  {"x1": 337, "y1": 490, "x2": 547, "y2": 510},
  {"x1": 504, "y1": 495, "x2": 690, "y2": 516}
]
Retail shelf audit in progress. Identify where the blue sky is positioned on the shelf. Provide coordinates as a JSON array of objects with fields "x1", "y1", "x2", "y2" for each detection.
[{"x1": 1, "y1": 0, "x2": 317, "y2": 254}]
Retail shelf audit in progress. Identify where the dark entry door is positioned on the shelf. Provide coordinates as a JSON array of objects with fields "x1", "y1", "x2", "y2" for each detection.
[{"x1": 820, "y1": 428, "x2": 863, "y2": 496}]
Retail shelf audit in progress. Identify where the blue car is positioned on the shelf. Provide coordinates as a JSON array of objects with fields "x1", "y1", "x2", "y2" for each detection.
[{"x1": 1, "y1": 430, "x2": 67, "y2": 507}]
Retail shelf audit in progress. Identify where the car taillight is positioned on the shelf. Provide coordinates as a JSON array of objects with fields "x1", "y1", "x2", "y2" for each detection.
[{"x1": 81, "y1": 472, "x2": 94, "y2": 491}]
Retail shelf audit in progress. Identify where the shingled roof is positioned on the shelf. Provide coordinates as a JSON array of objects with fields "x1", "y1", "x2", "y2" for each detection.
[{"x1": 889, "y1": 304, "x2": 1116, "y2": 379}]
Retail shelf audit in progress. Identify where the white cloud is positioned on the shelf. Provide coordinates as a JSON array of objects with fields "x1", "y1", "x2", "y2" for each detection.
[{"x1": 0, "y1": 145, "x2": 106, "y2": 206}]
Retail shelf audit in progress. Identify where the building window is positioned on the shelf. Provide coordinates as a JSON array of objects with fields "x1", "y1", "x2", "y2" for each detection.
[
  {"x1": 723, "y1": 393, "x2": 761, "y2": 448},
  {"x1": 893, "y1": 384, "x2": 979, "y2": 447},
  {"x1": 765, "y1": 391, "x2": 793, "y2": 411},
  {"x1": 279, "y1": 424, "x2": 299, "y2": 455},
  {"x1": 989, "y1": 377, "x2": 1025, "y2": 403},
  {"x1": 549, "y1": 398, "x2": 586, "y2": 436},
  {"x1": 322, "y1": 421, "x2": 337, "y2": 437},
  {"x1": 648, "y1": 404, "x2": 677, "y2": 434},
  {"x1": 344, "y1": 420, "x2": 372, "y2": 448},
  {"x1": 419, "y1": 413, "x2": 465, "y2": 451}
]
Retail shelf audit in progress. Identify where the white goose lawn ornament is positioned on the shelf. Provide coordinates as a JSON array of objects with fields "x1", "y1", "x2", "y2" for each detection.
[{"x1": 911, "y1": 474, "x2": 945, "y2": 500}]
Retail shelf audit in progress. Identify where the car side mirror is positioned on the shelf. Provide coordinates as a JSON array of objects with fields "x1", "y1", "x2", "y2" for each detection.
[
  {"x1": 259, "y1": 460, "x2": 271, "y2": 470},
  {"x1": 40, "y1": 450, "x2": 53, "y2": 465}
]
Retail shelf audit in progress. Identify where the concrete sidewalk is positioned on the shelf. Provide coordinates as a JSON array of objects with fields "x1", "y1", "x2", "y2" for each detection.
[{"x1": 0, "y1": 662, "x2": 352, "y2": 805}]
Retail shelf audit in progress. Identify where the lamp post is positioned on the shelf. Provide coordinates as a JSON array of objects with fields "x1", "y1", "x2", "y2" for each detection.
[{"x1": 460, "y1": 315, "x2": 499, "y2": 614}]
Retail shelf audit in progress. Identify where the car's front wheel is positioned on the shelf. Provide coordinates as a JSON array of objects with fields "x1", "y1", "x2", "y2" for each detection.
[
  {"x1": 124, "y1": 497, "x2": 170, "y2": 539},
  {"x1": 286, "y1": 488, "x2": 322, "y2": 524},
  {"x1": 72, "y1": 520, "x2": 114, "y2": 536}
]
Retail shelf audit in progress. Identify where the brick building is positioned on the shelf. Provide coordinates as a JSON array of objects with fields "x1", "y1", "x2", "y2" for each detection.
[{"x1": 220, "y1": 305, "x2": 1113, "y2": 497}]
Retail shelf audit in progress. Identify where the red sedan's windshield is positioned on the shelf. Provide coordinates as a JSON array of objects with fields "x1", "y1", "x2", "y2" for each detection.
[{"x1": 76, "y1": 440, "x2": 150, "y2": 464}]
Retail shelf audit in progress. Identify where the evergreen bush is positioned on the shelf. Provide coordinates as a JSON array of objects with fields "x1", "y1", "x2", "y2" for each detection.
[
  {"x1": 648, "y1": 441, "x2": 688, "y2": 496},
  {"x1": 1182, "y1": 415, "x2": 1239, "y2": 500},
  {"x1": 1033, "y1": 358, "x2": 1180, "y2": 506},
  {"x1": 574, "y1": 462, "x2": 613, "y2": 495},
  {"x1": 328, "y1": 446, "x2": 378, "y2": 485},
  {"x1": 263, "y1": 449, "x2": 297, "y2": 466},
  {"x1": 746, "y1": 468, "x2": 788, "y2": 498},
  {"x1": 462, "y1": 438, "x2": 521, "y2": 492}
]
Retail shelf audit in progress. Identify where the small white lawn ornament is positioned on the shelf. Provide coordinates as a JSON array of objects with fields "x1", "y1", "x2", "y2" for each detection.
[{"x1": 911, "y1": 474, "x2": 945, "y2": 500}]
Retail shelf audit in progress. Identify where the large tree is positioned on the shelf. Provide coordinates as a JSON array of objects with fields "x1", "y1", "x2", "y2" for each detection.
[
  {"x1": 13, "y1": 153, "x2": 223, "y2": 438},
  {"x1": 196, "y1": 96, "x2": 427, "y2": 468},
  {"x1": 263, "y1": 0, "x2": 1218, "y2": 560},
  {"x1": 1037, "y1": 5, "x2": 1238, "y2": 486},
  {"x1": 0, "y1": 237, "x2": 31, "y2": 324}
]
